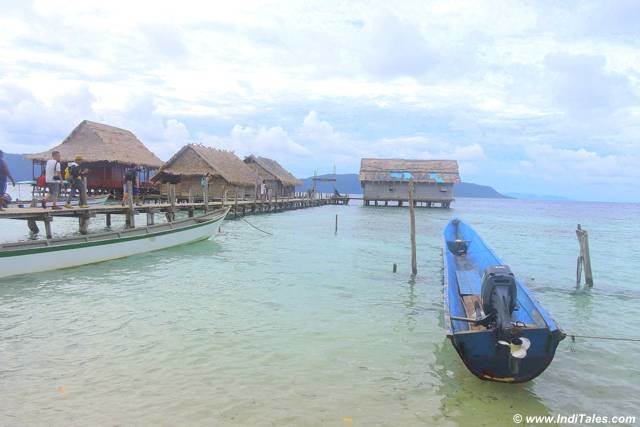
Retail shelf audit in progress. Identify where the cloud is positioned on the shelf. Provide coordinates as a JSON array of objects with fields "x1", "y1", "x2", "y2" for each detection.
[
  {"x1": 197, "y1": 123, "x2": 309, "y2": 161},
  {"x1": 544, "y1": 53, "x2": 637, "y2": 115},
  {"x1": 360, "y1": 10, "x2": 435, "y2": 79}
]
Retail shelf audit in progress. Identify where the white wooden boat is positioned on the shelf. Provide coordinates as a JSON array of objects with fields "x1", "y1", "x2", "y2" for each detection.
[{"x1": 0, "y1": 207, "x2": 230, "y2": 279}]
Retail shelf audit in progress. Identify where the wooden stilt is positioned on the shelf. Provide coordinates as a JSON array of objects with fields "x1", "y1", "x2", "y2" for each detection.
[
  {"x1": 147, "y1": 212, "x2": 154, "y2": 225},
  {"x1": 203, "y1": 178, "x2": 209, "y2": 213},
  {"x1": 409, "y1": 179, "x2": 417, "y2": 275},
  {"x1": 234, "y1": 192, "x2": 238, "y2": 219},
  {"x1": 168, "y1": 183, "x2": 176, "y2": 222},
  {"x1": 79, "y1": 215, "x2": 89, "y2": 235},
  {"x1": 126, "y1": 179, "x2": 135, "y2": 228},
  {"x1": 106, "y1": 213, "x2": 111, "y2": 227},
  {"x1": 576, "y1": 224, "x2": 594, "y2": 287},
  {"x1": 44, "y1": 217, "x2": 53, "y2": 239}
]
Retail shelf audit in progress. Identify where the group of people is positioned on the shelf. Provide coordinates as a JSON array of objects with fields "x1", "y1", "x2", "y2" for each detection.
[
  {"x1": 2, "y1": 150, "x2": 142, "y2": 210},
  {"x1": 40, "y1": 151, "x2": 90, "y2": 210}
]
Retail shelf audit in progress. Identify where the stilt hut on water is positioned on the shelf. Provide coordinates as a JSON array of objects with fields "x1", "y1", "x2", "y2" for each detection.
[
  {"x1": 152, "y1": 144, "x2": 258, "y2": 201},
  {"x1": 243, "y1": 155, "x2": 301, "y2": 198},
  {"x1": 25, "y1": 120, "x2": 163, "y2": 194},
  {"x1": 359, "y1": 158, "x2": 460, "y2": 208}
]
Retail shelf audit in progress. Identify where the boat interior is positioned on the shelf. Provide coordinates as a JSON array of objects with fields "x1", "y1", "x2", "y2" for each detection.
[{"x1": 444, "y1": 220, "x2": 549, "y2": 335}]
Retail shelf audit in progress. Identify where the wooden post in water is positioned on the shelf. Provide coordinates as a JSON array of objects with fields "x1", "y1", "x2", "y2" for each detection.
[
  {"x1": 126, "y1": 179, "x2": 135, "y2": 228},
  {"x1": 79, "y1": 214, "x2": 89, "y2": 235},
  {"x1": 576, "y1": 224, "x2": 594, "y2": 287},
  {"x1": 409, "y1": 179, "x2": 417, "y2": 275},
  {"x1": 44, "y1": 216, "x2": 53, "y2": 239},
  {"x1": 106, "y1": 213, "x2": 111, "y2": 228},
  {"x1": 169, "y1": 183, "x2": 176, "y2": 222},
  {"x1": 335, "y1": 214, "x2": 338, "y2": 235},
  {"x1": 234, "y1": 191, "x2": 238, "y2": 219}
]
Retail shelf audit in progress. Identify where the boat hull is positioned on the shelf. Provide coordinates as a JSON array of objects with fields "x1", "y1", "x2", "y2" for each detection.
[
  {"x1": 449, "y1": 328, "x2": 564, "y2": 383},
  {"x1": 0, "y1": 208, "x2": 229, "y2": 279},
  {"x1": 443, "y1": 219, "x2": 564, "y2": 383}
]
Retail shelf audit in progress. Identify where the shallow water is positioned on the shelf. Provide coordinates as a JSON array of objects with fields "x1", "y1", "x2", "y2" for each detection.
[{"x1": 1, "y1": 198, "x2": 639, "y2": 426}]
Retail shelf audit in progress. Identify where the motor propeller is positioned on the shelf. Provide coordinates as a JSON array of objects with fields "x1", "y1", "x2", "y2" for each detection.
[{"x1": 498, "y1": 337, "x2": 531, "y2": 359}]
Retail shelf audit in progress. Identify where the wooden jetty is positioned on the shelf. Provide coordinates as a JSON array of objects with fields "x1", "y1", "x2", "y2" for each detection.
[{"x1": 0, "y1": 195, "x2": 337, "y2": 239}]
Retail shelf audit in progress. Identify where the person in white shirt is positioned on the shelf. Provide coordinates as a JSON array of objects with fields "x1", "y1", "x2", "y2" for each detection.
[{"x1": 43, "y1": 151, "x2": 62, "y2": 210}]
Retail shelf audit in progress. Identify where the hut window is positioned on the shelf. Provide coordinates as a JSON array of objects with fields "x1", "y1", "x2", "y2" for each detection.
[
  {"x1": 389, "y1": 187, "x2": 395, "y2": 192},
  {"x1": 440, "y1": 186, "x2": 448, "y2": 192}
]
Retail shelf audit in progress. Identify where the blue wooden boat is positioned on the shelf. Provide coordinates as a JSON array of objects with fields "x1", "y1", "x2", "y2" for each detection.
[{"x1": 443, "y1": 219, "x2": 565, "y2": 382}]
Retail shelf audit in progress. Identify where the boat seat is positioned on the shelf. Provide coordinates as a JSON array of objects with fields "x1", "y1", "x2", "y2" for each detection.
[
  {"x1": 447, "y1": 239, "x2": 469, "y2": 256},
  {"x1": 456, "y1": 270, "x2": 481, "y2": 295}
]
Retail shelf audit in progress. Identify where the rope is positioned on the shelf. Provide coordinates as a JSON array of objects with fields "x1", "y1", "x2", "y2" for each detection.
[
  {"x1": 241, "y1": 217, "x2": 273, "y2": 236},
  {"x1": 569, "y1": 334, "x2": 640, "y2": 343}
]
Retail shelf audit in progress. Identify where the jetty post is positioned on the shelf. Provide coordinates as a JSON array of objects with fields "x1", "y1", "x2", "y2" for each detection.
[
  {"x1": 168, "y1": 183, "x2": 176, "y2": 222},
  {"x1": 44, "y1": 216, "x2": 53, "y2": 239},
  {"x1": 203, "y1": 178, "x2": 209, "y2": 213},
  {"x1": 126, "y1": 179, "x2": 135, "y2": 228},
  {"x1": 576, "y1": 224, "x2": 594, "y2": 287},
  {"x1": 335, "y1": 214, "x2": 338, "y2": 235},
  {"x1": 409, "y1": 178, "x2": 417, "y2": 275}
]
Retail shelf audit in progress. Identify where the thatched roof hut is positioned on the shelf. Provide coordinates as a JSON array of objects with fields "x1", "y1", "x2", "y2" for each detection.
[
  {"x1": 25, "y1": 120, "x2": 163, "y2": 168},
  {"x1": 244, "y1": 155, "x2": 301, "y2": 187},
  {"x1": 359, "y1": 158, "x2": 460, "y2": 208},
  {"x1": 153, "y1": 144, "x2": 257, "y2": 186},
  {"x1": 359, "y1": 158, "x2": 460, "y2": 183}
]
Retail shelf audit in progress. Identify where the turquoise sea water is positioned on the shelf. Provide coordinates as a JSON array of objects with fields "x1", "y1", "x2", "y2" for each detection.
[{"x1": 1, "y1": 198, "x2": 639, "y2": 426}]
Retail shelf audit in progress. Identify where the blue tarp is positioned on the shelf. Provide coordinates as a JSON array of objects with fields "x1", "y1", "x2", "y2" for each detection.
[
  {"x1": 389, "y1": 172, "x2": 413, "y2": 179},
  {"x1": 429, "y1": 173, "x2": 445, "y2": 183}
]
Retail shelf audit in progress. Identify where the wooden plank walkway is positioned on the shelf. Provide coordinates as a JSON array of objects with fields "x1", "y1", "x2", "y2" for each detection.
[
  {"x1": 0, "y1": 198, "x2": 333, "y2": 219},
  {"x1": 0, "y1": 197, "x2": 338, "y2": 238}
]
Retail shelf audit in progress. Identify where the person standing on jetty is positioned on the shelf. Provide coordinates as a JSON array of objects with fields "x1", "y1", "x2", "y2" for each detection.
[
  {"x1": 0, "y1": 150, "x2": 16, "y2": 211},
  {"x1": 64, "y1": 155, "x2": 89, "y2": 208},
  {"x1": 42, "y1": 151, "x2": 62, "y2": 210}
]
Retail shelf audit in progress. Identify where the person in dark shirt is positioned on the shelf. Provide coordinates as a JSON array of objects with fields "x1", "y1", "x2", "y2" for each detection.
[
  {"x1": 64, "y1": 155, "x2": 89, "y2": 208},
  {"x1": 122, "y1": 164, "x2": 140, "y2": 206}
]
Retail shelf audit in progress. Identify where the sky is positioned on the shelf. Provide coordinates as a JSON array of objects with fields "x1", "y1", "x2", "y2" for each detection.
[{"x1": 0, "y1": 0, "x2": 639, "y2": 202}]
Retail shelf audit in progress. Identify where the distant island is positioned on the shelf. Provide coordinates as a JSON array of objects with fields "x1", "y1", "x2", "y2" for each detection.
[
  {"x1": 296, "y1": 173, "x2": 513, "y2": 199},
  {"x1": 504, "y1": 192, "x2": 570, "y2": 201}
]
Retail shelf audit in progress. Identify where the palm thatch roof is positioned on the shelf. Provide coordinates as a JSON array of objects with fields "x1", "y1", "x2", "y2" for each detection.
[
  {"x1": 244, "y1": 155, "x2": 302, "y2": 186},
  {"x1": 359, "y1": 158, "x2": 460, "y2": 183},
  {"x1": 25, "y1": 120, "x2": 163, "y2": 168},
  {"x1": 153, "y1": 144, "x2": 257, "y2": 186}
]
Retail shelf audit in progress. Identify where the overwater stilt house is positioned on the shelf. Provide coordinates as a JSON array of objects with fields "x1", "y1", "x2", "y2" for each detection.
[
  {"x1": 152, "y1": 144, "x2": 258, "y2": 201},
  {"x1": 243, "y1": 155, "x2": 301, "y2": 198},
  {"x1": 25, "y1": 120, "x2": 163, "y2": 194},
  {"x1": 359, "y1": 158, "x2": 460, "y2": 207}
]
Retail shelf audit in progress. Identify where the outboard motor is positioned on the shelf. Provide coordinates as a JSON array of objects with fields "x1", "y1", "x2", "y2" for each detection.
[{"x1": 481, "y1": 265, "x2": 517, "y2": 339}]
